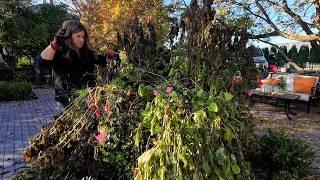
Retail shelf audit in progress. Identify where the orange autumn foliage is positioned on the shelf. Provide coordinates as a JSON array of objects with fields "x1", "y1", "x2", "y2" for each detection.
[{"x1": 71, "y1": 0, "x2": 171, "y2": 51}]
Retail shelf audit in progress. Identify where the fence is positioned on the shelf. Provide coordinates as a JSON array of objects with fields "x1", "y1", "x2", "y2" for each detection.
[{"x1": 305, "y1": 62, "x2": 320, "y2": 70}]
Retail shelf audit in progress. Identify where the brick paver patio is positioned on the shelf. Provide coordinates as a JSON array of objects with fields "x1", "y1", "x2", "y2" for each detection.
[{"x1": 0, "y1": 88, "x2": 64, "y2": 180}]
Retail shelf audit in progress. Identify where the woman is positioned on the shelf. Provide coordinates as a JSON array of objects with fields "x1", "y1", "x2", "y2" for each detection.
[{"x1": 37, "y1": 20, "x2": 114, "y2": 106}]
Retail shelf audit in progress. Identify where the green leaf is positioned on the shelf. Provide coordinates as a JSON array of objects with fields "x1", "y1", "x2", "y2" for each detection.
[
  {"x1": 231, "y1": 154, "x2": 236, "y2": 162},
  {"x1": 138, "y1": 84, "x2": 146, "y2": 97},
  {"x1": 196, "y1": 89, "x2": 204, "y2": 97},
  {"x1": 231, "y1": 164, "x2": 241, "y2": 175},
  {"x1": 224, "y1": 128, "x2": 232, "y2": 143},
  {"x1": 170, "y1": 91, "x2": 177, "y2": 97},
  {"x1": 183, "y1": 90, "x2": 188, "y2": 96},
  {"x1": 208, "y1": 102, "x2": 218, "y2": 112},
  {"x1": 134, "y1": 123, "x2": 142, "y2": 147},
  {"x1": 224, "y1": 92, "x2": 233, "y2": 101},
  {"x1": 215, "y1": 147, "x2": 226, "y2": 165}
]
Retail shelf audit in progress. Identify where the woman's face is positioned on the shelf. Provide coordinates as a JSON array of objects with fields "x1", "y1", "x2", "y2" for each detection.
[{"x1": 71, "y1": 30, "x2": 85, "y2": 49}]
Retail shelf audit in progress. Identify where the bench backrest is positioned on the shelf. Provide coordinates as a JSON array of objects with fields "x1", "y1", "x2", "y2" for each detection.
[{"x1": 286, "y1": 74, "x2": 319, "y2": 95}]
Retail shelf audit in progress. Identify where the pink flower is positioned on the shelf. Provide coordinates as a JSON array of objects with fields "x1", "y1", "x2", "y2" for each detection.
[
  {"x1": 95, "y1": 108, "x2": 101, "y2": 116},
  {"x1": 153, "y1": 90, "x2": 160, "y2": 96},
  {"x1": 166, "y1": 86, "x2": 173, "y2": 94},
  {"x1": 107, "y1": 111, "x2": 113, "y2": 115},
  {"x1": 247, "y1": 89, "x2": 253, "y2": 96},
  {"x1": 258, "y1": 80, "x2": 263, "y2": 88},
  {"x1": 269, "y1": 64, "x2": 278, "y2": 73},
  {"x1": 104, "y1": 105, "x2": 112, "y2": 112},
  {"x1": 126, "y1": 91, "x2": 131, "y2": 96},
  {"x1": 95, "y1": 132, "x2": 107, "y2": 144}
]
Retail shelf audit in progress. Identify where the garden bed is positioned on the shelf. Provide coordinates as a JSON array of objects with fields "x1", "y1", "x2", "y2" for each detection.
[{"x1": 0, "y1": 81, "x2": 37, "y2": 102}]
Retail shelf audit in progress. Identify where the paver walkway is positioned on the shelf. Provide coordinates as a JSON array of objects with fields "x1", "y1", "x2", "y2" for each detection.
[{"x1": 0, "y1": 88, "x2": 64, "y2": 180}]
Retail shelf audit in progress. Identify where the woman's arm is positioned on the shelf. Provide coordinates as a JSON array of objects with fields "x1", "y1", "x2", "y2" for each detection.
[{"x1": 40, "y1": 41, "x2": 58, "y2": 61}]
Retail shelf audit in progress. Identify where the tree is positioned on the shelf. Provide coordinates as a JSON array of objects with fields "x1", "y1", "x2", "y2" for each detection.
[
  {"x1": 0, "y1": 1, "x2": 68, "y2": 60},
  {"x1": 262, "y1": 47, "x2": 269, "y2": 59},
  {"x1": 287, "y1": 45, "x2": 299, "y2": 62},
  {"x1": 309, "y1": 47, "x2": 320, "y2": 63},
  {"x1": 213, "y1": 1, "x2": 320, "y2": 53},
  {"x1": 297, "y1": 45, "x2": 310, "y2": 66},
  {"x1": 70, "y1": 0, "x2": 172, "y2": 51},
  {"x1": 273, "y1": 46, "x2": 287, "y2": 66}
]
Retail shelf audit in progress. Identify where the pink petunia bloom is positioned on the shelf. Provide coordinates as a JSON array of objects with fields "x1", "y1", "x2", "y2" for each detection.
[
  {"x1": 258, "y1": 80, "x2": 263, "y2": 88},
  {"x1": 153, "y1": 90, "x2": 160, "y2": 96},
  {"x1": 95, "y1": 108, "x2": 101, "y2": 116},
  {"x1": 104, "y1": 105, "x2": 112, "y2": 112},
  {"x1": 269, "y1": 64, "x2": 278, "y2": 74},
  {"x1": 107, "y1": 111, "x2": 113, "y2": 115},
  {"x1": 127, "y1": 91, "x2": 131, "y2": 96},
  {"x1": 247, "y1": 89, "x2": 253, "y2": 96},
  {"x1": 95, "y1": 132, "x2": 107, "y2": 144},
  {"x1": 166, "y1": 86, "x2": 173, "y2": 94}
]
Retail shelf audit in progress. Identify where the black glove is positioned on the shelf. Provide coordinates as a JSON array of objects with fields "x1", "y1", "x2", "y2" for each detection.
[{"x1": 54, "y1": 28, "x2": 66, "y2": 46}]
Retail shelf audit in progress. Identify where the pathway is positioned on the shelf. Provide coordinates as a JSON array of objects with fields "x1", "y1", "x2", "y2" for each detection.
[{"x1": 0, "y1": 88, "x2": 64, "y2": 180}]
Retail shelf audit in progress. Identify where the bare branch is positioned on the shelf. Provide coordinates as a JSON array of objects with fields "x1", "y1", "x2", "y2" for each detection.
[
  {"x1": 255, "y1": 0, "x2": 279, "y2": 31},
  {"x1": 258, "y1": 39, "x2": 293, "y2": 62},
  {"x1": 280, "y1": 32, "x2": 320, "y2": 41},
  {"x1": 233, "y1": 1, "x2": 268, "y2": 22},
  {"x1": 281, "y1": 0, "x2": 313, "y2": 35},
  {"x1": 314, "y1": 0, "x2": 320, "y2": 29}
]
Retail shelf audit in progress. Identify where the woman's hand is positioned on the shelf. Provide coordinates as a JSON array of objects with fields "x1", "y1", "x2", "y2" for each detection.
[
  {"x1": 107, "y1": 50, "x2": 117, "y2": 59},
  {"x1": 54, "y1": 28, "x2": 66, "y2": 47},
  {"x1": 106, "y1": 50, "x2": 119, "y2": 68},
  {"x1": 50, "y1": 28, "x2": 66, "y2": 52}
]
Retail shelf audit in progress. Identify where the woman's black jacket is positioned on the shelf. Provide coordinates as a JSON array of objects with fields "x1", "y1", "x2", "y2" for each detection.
[{"x1": 35, "y1": 49, "x2": 106, "y2": 105}]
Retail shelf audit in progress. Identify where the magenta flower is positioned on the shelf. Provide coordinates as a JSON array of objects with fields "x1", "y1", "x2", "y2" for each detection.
[
  {"x1": 166, "y1": 86, "x2": 173, "y2": 94},
  {"x1": 258, "y1": 80, "x2": 263, "y2": 88},
  {"x1": 95, "y1": 132, "x2": 107, "y2": 144},
  {"x1": 247, "y1": 89, "x2": 253, "y2": 96},
  {"x1": 95, "y1": 108, "x2": 101, "y2": 116},
  {"x1": 269, "y1": 64, "x2": 278, "y2": 73}
]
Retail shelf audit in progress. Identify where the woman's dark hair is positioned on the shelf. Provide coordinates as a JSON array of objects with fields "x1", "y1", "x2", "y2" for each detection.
[{"x1": 57, "y1": 20, "x2": 95, "y2": 60}]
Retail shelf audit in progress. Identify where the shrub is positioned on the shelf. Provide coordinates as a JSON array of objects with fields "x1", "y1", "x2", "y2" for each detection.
[
  {"x1": 0, "y1": 81, "x2": 34, "y2": 101},
  {"x1": 14, "y1": 69, "x2": 38, "y2": 84},
  {"x1": 16, "y1": 56, "x2": 33, "y2": 69},
  {"x1": 259, "y1": 129, "x2": 315, "y2": 179}
]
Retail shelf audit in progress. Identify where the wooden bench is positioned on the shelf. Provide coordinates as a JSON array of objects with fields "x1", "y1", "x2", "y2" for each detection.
[
  {"x1": 258, "y1": 73, "x2": 319, "y2": 113},
  {"x1": 250, "y1": 91, "x2": 300, "y2": 120},
  {"x1": 284, "y1": 74, "x2": 319, "y2": 113}
]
